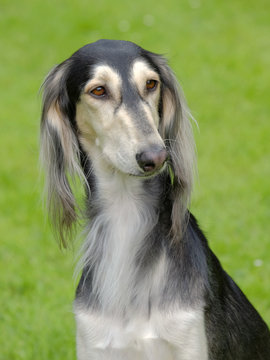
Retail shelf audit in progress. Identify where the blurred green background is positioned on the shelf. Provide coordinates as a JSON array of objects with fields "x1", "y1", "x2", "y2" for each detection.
[{"x1": 0, "y1": 0, "x2": 269, "y2": 358}]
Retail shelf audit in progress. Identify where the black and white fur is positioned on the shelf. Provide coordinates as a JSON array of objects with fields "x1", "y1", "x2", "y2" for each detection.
[{"x1": 40, "y1": 40, "x2": 270, "y2": 359}]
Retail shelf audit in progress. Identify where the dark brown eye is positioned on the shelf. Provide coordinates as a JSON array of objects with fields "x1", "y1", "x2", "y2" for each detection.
[
  {"x1": 146, "y1": 79, "x2": 157, "y2": 91},
  {"x1": 91, "y1": 86, "x2": 106, "y2": 97}
]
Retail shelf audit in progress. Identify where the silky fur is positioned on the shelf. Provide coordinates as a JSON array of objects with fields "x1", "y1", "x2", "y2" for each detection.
[{"x1": 40, "y1": 39, "x2": 270, "y2": 359}]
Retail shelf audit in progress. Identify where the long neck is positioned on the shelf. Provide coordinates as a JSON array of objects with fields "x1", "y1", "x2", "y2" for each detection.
[{"x1": 79, "y1": 160, "x2": 168, "y2": 313}]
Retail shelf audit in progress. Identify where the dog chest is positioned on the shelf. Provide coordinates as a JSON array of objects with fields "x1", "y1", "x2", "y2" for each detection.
[{"x1": 75, "y1": 308, "x2": 208, "y2": 360}]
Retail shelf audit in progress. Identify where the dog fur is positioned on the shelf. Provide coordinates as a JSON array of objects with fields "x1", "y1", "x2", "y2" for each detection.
[{"x1": 40, "y1": 39, "x2": 270, "y2": 359}]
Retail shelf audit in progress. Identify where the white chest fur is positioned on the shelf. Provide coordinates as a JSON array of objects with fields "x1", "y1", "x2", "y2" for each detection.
[
  {"x1": 78, "y1": 172, "x2": 161, "y2": 314},
  {"x1": 75, "y1": 308, "x2": 208, "y2": 360},
  {"x1": 75, "y1": 172, "x2": 208, "y2": 359}
]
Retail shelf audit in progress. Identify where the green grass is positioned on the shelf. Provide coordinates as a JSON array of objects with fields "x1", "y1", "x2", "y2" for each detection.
[{"x1": 1, "y1": 0, "x2": 269, "y2": 358}]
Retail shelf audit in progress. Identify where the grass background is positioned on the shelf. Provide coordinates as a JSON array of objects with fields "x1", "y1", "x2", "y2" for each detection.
[{"x1": 0, "y1": 0, "x2": 269, "y2": 358}]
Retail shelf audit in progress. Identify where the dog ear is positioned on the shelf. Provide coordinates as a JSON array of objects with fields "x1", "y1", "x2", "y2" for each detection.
[
  {"x1": 146, "y1": 53, "x2": 196, "y2": 240},
  {"x1": 40, "y1": 61, "x2": 85, "y2": 248}
]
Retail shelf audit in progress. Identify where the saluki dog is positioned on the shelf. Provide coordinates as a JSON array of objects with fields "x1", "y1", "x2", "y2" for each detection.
[{"x1": 40, "y1": 39, "x2": 270, "y2": 359}]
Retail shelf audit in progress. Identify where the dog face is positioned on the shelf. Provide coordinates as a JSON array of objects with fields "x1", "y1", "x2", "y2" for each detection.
[
  {"x1": 74, "y1": 42, "x2": 166, "y2": 176},
  {"x1": 41, "y1": 40, "x2": 195, "y2": 245}
]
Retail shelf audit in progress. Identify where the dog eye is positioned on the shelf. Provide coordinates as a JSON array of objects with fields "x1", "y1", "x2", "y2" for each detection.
[
  {"x1": 90, "y1": 86, "x2": 106, "y2": 97},
  {"x1": 146, "y1": 79, "x2": 158, "y2": 91}
]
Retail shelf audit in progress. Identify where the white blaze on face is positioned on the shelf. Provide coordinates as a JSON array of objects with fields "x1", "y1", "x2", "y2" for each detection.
[{"x1": 75, "y1": 62, "x2": 164, "y2": 176}]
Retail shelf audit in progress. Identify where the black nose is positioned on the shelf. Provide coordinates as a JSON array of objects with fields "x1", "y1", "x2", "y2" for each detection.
[{"x1": 136, "y1": 147, "x2": 168, "y2": 173}]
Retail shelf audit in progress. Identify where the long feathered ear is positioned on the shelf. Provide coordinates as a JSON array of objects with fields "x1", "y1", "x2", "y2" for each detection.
[
  {"x1": 40, "y1": 61, "x2": 85, "y2": 248},
  {"x1": 146, "y1": 53, "x2": 196, "y2": 241}
]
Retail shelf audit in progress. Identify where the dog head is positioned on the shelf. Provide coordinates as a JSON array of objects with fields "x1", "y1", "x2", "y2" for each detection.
[{"x1": 40, "y1": 40, "x2": 195, "y2": 246}]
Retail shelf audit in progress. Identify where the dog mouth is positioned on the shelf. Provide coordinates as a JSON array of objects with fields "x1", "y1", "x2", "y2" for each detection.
[{"x1": 131, "y1": 161, "x2": 168, "y2": 179}]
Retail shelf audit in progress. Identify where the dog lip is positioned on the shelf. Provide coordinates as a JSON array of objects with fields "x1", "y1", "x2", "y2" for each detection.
[{"x1": 130, "y1": 161, "x2": 167, "y2": 178}]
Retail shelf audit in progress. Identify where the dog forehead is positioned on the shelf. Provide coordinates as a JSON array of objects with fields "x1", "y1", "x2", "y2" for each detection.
[
  {"x1": 74, "y1": 40, "x2": 158, "y2": 79},
  {"x1": 90, "y1": 60, "x2": 157, "y2": 84},
  {"x1": 75, "y1": 40, "x2": 141, "y2": 69},
  {"x1": 78, "y1": 39, "x2": 141, "y2": 59}
]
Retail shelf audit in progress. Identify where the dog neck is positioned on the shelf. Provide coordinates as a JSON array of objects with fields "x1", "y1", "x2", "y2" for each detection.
[{"x1": 78, "y1": 155, "x2": 168, "y2": 315}]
